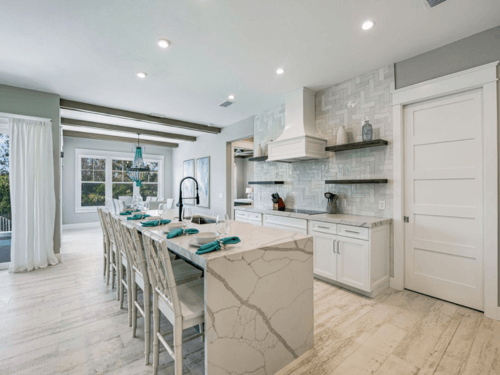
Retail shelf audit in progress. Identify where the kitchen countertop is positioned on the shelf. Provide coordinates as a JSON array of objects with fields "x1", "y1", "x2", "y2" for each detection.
[
  {"x1": 117, "y1": 208, "x2": 314, "y2": 374},
  {"x1": 234, "y1": 207, "x2": 392, "y2": 228}
]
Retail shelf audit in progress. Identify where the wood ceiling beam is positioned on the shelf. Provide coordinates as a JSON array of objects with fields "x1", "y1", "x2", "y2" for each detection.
[
  {"x1": 63, "y1": 130, "x2": 178, "y2": 148},
  {"x1": 61, "y1": 117, "x2": 196, "y2": 142},
  {"x1": 60, "y1": 99, "x2": 221, "y2": 134}
]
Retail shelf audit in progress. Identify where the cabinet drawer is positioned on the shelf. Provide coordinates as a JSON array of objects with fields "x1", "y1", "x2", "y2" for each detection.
[
  {"x1": 338, "y1": 225, "x2": 369, "y2": 240},
  {"x1": 247, "y1": 212, "x2": 262, "y2": 222},
  {"x1": 309, "y1": 221, "x2": 337, "y2": 235},
  {"x1": 264, "y1": 214, "x2": 307, "y2": 230},
  {"x1": 234, "y1": 210, "x2": 248, "y2": 221}
]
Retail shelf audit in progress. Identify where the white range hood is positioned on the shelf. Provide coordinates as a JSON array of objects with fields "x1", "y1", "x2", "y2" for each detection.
[{"x1": 267, "y1": 87, "x2": 327, "y2": 162}]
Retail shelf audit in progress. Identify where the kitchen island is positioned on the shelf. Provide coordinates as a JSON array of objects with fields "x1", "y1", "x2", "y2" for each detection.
[{"x1": 122, "y1": 209, "x2": 314, "y2": 375}]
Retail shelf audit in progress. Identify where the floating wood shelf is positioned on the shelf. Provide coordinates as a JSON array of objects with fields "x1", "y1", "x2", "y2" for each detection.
[
  {"x1": 249, "y1": 181, "x2": 285, "y2": 185},
  {"x1": 248, "y1": 156, "x2": 268, "y2": 162},
  {"x1": 325, "y1": 139, "x2": 388, "y2": 152},
  {"x1": 325, "y1": 179, "x2": 388, "y2": 184}
]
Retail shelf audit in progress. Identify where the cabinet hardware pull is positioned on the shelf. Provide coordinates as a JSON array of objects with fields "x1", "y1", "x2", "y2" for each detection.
[
  {"x1": 318, "y1": 226, "x2": 330, "y2": 230},
  {"x1": 337, "y1": 240, "x2": 340, "y2": 254},
  {"x1": 333, "y1": 240, "x2": 336, "y2": 252},
  {"x1": 344, "y1": 230, "x2": 359, "y2": 234}
]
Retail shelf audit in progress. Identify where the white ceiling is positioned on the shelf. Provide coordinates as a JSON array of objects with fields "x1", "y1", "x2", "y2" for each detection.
[{"x1": 0, "y1": 0, "x2": 499, "y2": 128}]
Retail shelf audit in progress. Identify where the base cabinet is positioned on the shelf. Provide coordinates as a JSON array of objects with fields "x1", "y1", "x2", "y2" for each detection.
[
  {"x1": 310, "y1": 221, "x2": 389, "y2": 297},
  {"x1": 313, "y1": 232, "x2": 337, "y2": 280}
]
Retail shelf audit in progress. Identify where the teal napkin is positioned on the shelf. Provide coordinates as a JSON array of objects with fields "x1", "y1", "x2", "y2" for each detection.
[
  {"x1": 167, "y1": 228, "x2": 199, "y2": 239},
  {"x1": 127, "y1": 214, "x2": 151, "y2": 220},
  {"x1": 141, "y1": 219, "x2": 171, "y2": 227},
  {"x1": 120, "y1": 209, "x2": 140, "y2": 215},
  {"x1": 196, "y1": 237, "x2": 241, "y2": 254}
]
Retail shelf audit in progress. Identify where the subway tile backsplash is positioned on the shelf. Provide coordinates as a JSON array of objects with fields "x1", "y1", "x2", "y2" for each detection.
[{"x1": 253, "y1": 65, "x2": 395, "y2": 218}]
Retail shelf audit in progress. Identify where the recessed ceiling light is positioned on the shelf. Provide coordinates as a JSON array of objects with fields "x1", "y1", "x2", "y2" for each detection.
[
  {"x1": 276, "y1": 68, "x2": 285, "y2": 75},
  {"x1": 137, "y1": 72, "x2": 147, "y2": 78},
  {"x1": 362, "y1": 20, "x2": 375, "y2": 30},
  {"x1": 157, "y1": 39, "x2": 170, "y2": 48},
  {"x1": 228, "y1": 95, "x2": 235, "y2": 100}
]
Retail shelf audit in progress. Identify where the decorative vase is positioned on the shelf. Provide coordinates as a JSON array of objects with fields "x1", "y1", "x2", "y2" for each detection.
[
  {"x1": 254, "y1": 144, "x2": 262, "y2": 157},
  {"x1": 337, "y1": 126, "x2": 348, "y2": 145},
  {"x1": 362, "y1": 119, "x2": 373, "y2": 141}
]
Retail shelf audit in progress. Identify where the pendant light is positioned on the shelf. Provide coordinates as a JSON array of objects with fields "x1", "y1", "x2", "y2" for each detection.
[{"x1": 127, "y1": 134, "x2": 150, "y2": 187}]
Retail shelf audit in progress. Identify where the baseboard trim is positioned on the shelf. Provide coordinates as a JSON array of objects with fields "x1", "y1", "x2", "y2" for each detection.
[
  {"x1": 0, "y1": 262, "x2": 9, "y2": 270},
  {"x1": 63, "y1": 222, "x2": 100, "y2": 230},
  {"x1": 314, "y1": 274, "x2": 389, "y2": 298}
]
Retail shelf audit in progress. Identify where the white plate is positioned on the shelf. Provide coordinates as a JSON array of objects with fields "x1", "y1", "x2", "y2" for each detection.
[{"x1": 189, "y1": 240, "x2": 202, "y2": 247}]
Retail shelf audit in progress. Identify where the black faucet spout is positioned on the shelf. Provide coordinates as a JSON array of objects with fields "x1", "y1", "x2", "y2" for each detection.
[{"x1": 178, "y1": 176, "x2": 200, "y2": 221}]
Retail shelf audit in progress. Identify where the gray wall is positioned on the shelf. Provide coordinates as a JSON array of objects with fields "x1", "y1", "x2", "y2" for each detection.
[
  {"x1": 395, "y1": 25, "x2": 500, "y2": 89},
  {"x1": 62, "y1": 136, "x2": 173, "y2": 225},
  {"x1": 0, "y1": 84, "x2": 61, "y2": 255},
  {"x1": 235, "y1": 158, "x2": 254, "y2": 199},
  {"x1": 171, "y1": 117, "x2": 254, "y2": 217},
  {"x1": 394, "y1": 24, "x2": 500, "y2": 305}
]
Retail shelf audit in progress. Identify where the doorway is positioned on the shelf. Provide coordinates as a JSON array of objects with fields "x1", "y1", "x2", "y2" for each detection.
[
  {"x1": 403, "y1": 89, "x2": 484, "y2": 310},
  {"x1": 226, "y1": 136, "x2": 254, "y2": 218},
  {"x1": 392, "y1": 61, "x2": 499, "y2": 319}
]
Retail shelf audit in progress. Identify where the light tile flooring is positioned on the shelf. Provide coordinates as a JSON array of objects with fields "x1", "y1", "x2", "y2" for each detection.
[{"x1": 1, "y1": 227, "x2": 500, "y2": 374}]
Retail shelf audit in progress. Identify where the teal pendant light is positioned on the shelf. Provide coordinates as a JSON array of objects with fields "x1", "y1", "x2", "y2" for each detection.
[{"x1": 127, "y1": 134, "x2": 150, "y2": 187}]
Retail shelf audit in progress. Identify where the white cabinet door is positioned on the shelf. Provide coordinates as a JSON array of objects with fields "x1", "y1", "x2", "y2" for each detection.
[
  {"x1": 337, "y1": 236, "x2": 370, "y2": 291},
  {"x1": 312, "y1": 231, "x2": 337, "y2": 281}
]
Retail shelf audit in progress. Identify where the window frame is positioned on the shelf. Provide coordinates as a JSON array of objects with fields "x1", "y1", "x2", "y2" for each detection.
[{"x1": 75, "y1": 148, "x2": 164, "y2": 213}]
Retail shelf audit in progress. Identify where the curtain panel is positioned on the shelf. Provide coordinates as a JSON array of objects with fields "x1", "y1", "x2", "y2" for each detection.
[{"x1": 9, "y1": 118, "x2": 57, "y2": 272}]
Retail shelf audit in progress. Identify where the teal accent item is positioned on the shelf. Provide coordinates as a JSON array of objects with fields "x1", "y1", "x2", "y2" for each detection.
[
  {"x1": 166, "y1": 228, "x2": 199, "y2": 239},
  {"x1": 141, "y1": 219, "x2": 171, "y2": 227},
  {"x1": 120, "y1": 211, "x2": 133, "y2": 216},
  {"x1": 127, "y1": 214, "x2": 151, "y2": 220},
  {"x1": 196, "y1": 237, "x2": 241, "y2": 254},
  {"x1": 135, "y1": 180, "x2": 142, "y2": 187}
]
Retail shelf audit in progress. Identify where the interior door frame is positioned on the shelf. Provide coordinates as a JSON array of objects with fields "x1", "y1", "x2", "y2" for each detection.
[{"x1": 391, "y1": 61, "x2": 499, "y2": 320}]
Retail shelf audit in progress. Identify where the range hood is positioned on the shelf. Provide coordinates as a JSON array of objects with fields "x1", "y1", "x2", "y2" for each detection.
[{"x1": 267, "y1": 88, "x2": 327, "y2": 162}]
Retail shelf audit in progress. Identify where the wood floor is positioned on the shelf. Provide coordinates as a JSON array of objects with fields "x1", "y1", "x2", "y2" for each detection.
[{"x1": 1, "y1": 227, "x2": 500, "y2": 375}]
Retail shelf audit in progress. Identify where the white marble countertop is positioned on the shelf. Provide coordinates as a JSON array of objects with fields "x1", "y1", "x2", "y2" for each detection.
[
  {"x1": 119, "y1": 209, "x2": 311, "y2": 268},
  {"x1": 234, "y1": 207, "x2": 392, "y2": 228}
]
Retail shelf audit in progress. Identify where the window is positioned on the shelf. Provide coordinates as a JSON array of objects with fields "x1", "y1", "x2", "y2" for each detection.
[
  {"x1": 140, "y1": 161, "x2": 159, "y2": 200},
  {"x1": 81, "y1": 158, "x2": 106, "y2": 207},
  {"x1": 75, "y1": 149, "x2": 164, "y2": 213},
  {"x1": 112, "y1": 159, "x2": 133, "y2": 199}
]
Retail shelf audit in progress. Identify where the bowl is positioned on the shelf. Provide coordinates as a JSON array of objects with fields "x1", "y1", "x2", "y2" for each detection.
[
  {"x1": 166, "y1": 222, "x2": 184, "y2": 231},
  {"x1": 193, "y1": 232, "x2": 218, "y2": 245}
]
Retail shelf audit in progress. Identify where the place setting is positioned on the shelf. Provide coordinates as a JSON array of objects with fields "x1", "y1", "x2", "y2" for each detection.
[{"x1": 186, "y1": 214, "x2": 241, "y2": 254}]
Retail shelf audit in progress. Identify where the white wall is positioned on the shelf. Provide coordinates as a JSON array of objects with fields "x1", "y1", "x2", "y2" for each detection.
[
  {"x1": 172, "y1": 117, "x2": 254, "y2": 217},
  {"x1": 62, "y1": 136, "x2": 173, "y2": 225}
]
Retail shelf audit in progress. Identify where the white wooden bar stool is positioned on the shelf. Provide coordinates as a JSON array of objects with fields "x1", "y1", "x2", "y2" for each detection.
[
  {"x1": 102, "y1": 210, "x2": 118, "y2": 290},
  {"x1": 110, "y1": 214, "x2": 133, "y2": 327},
  {"x1": 142, "y1": 232, "x2": 205, "y2": 375},
  {"x1": 120, "y1": 222, "x2": 202, "y2": 365},
  {"x1": 97, "y1": 207, "x2": 110, "y2": 283}
]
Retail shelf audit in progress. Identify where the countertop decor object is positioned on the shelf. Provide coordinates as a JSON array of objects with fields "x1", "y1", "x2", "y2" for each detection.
[
  {"x1": 254, "y1": 144, "x2": 262, "y2": 157},
  {"x1": 166, "y1": 227, "x2": 199, "y2": 239},
  {"x1": 245, "y1": 187, "x2": 253, "y2": 199},
  {"x1": 336, "y1": 126, "x2": 348, "y2": 145},
  {"x1": 325, "y1": 192, "x2": 339, "y2": 214},
  {"x1": 196, "y1": 236, "x2": 241, "y2": 254},
  {"x1": 362, "y1": 119, "x2": 373, "y2": 141},
  {"x1": 325, "y1": 139, "x2": 388, "y2": 152}
]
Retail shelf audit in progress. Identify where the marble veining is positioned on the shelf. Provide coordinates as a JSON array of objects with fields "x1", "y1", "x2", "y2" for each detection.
[{"x1": 120, "y1": 209, "x2": 314, "y2": 374}]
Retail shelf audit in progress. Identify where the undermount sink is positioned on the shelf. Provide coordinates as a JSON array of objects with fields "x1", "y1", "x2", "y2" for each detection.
[{"x1": 191, "y1": 215, "x2": 216, "y2": 225}]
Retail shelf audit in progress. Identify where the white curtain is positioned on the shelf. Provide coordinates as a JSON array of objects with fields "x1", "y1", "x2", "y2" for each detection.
[{"x1": 9, "y1": 118, "x2": 58, "y2": 272}]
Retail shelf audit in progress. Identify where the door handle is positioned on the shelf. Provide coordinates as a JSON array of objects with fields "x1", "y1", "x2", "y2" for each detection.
[
  {"x1": 333, "y1": 240, "x2": 336, "y2": 253},
  {"x1": 337, "y1": 240, "x2": 340, "y2": 254},
  {"x1": 344, "y1": 230, "x2": 359, "y2": 234}
]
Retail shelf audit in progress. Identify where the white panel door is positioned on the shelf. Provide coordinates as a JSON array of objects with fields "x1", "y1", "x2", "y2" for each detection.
[
  {"x1": 312, "y1": 232, "x2": 337, "y2": 280},
  {"x1": 404, "y1": 89, "x2": 484, "y2": 310},
  {"x1": 337, "y1": 236, "x2": 370, "y2": 291}
]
